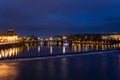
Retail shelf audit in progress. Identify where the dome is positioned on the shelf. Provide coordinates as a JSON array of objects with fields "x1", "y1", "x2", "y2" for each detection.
[{"x1": 6, "y1": 29, "x2": 17, "y2": 36}]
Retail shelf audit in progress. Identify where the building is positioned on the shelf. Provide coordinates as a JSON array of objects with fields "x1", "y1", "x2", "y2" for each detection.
[
  {"x1": 5, "y1": 29, "x2": 17, "y2": 36},
  {"x1": 102, "y1": 33, "x2": 120, "y2": 40},
  {"x1": 0, "y1": 29, "x2": 23, "y2": 43}
]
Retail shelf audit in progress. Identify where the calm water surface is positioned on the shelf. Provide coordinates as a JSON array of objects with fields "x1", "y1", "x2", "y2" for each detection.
[
  {"x1": 0, "y1": 43, "x2": 119, "y2": 60},
  {"x1": 0, "y1": 43, "x2": 120, "y2": 80}
]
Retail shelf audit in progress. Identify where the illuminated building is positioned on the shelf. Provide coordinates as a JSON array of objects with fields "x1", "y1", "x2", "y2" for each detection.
[
  {"x1": 6, "y1": 29, "x2": 17, "y2": 36},
  {"x1": 23, "y1": 36, "x2": 38, "y2": 43},
  {"x1": 0, "y1": 29, "x2": 23, "y2": 44},
  {"x1": 102, "y1": 34, "x2": 120, "y2": 40},
  {"x1": 42, "y1": 33, "x2": 120, "y2": 45}
]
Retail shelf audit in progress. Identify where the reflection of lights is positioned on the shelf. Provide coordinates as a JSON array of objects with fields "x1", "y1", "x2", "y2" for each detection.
[
  {"x1": 73, "y1": 45, "x2": 77, "y2": 52},
  {"x1": 13, "y1": 48, "x2": 15, "y2": 55},
  {"x1": 105, "y1": 45, "x2": 107, "y2": 49},
  {"x1": 58, "y1": 42, "x2": 62, "y2": 45},
  {"x1": 0, "y1": 46, "x2": 24, "y2": 59},
  {"x1": 102, "y1": 45, "x2": 105, "y2": 50},
  {"x1": 71, "y1": 43, "x2": 119, "y2": 52},
  {"x1": 63, "y1": 46, "x2": 66, "y2": 54},
  {"x1": 38, "y1": 46, "x2": 40, "y2": 53},
  {"x1": 15, "y1": 48, "x2": 18, "y2": 55},
  {"x1": 5, "y1": 51, "x2": 8, "y2": 58},
  {"x1": 108, "y1": 45, "x2": 110, "y2": 49},
  {"x1": 27, "y1": 46, "x2": 30, "y2": 51},
  {"x1": 50, "y1": 46, "x2": 53, "y2": 54},
  {"x1": 0, "y1": 54, "x2": 1, "y2": 58},
  {"x1": 0, "y1": 63, "x2": 19, "y2": 80},
  {"x1": 113, "y1": 44, "x2": 116, "y2": 48},
  {"x1": 78, "y1": 44, "x2": 81, "y2": 52},
  {"x1": 2, "y1": 51, "x2": 4, "y2": 58},
  {"x1": 119, "y1": 44, "x2": 120, "y2": 48},
  {"x1": 9, "y1": 49, "x2": 13, "y2": 57},
  {"x1": 85, "y1": 46, "x2": 88, "y2": 51},
  {"x1": 40, "y1": 42, "x2": 43, "y2": 46},
  {"x1": 61, "y1": 58, "x2": 68, "y2": 80},
  {"x1": 96, "y1": 45, "x2": 99, "y2": 50},
  {"x1": 1, "y1": 50, "x2": 4, "y2": 58},
  {"x1": 91, "y1": 44, "x2": 94, "y2": 48}
]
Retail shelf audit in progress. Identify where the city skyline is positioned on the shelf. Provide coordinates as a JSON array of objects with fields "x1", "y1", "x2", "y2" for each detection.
[{"x1": 0, "y1": 0, "x2": 120, "y2": 37}]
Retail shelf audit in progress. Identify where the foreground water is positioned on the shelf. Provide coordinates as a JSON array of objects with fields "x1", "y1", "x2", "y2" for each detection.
[
  {"x1": 0, "y1": 50, "x2": 120, "y2": 80},
  {"x1": 0, "y1": 43, "x2": 120, "y2": 80}
]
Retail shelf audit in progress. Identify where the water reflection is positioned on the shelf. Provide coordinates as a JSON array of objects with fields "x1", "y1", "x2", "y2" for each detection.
[
  {"x1": 61, "y1": 58, "x2": 68, "y2": 80},
  {"x1": 71, "y1": 43, "x2": 119, "y2": 52},
  {"x1": 0, "y1": 46, "x2": 24, "y2": 59},
  {"x1": 0, "y1": 62, "x2": 20, "y2": 80},
  {"x1": 63, "y1": 46, "x2": 66, "y2": 54},
  {"x1": 0, "y1": 42, "x2": 119, "y2": 60},
  {"x1": 50, "y1": 46, "x2": 53, "y2": 54},
  {"x1": 0, "y1": 51, "x2": 120, "y2": 80}
]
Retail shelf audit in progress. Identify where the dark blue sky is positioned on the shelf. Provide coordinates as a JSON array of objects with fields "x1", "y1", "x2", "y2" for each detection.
[{"x1": 0, "y1": 0, "x2": 120, "y2": 37}]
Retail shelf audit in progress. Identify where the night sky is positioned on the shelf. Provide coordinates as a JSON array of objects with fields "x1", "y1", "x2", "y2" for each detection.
[{"x1": 0, "y1": 0, "x2": 120, "y2": 37}]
